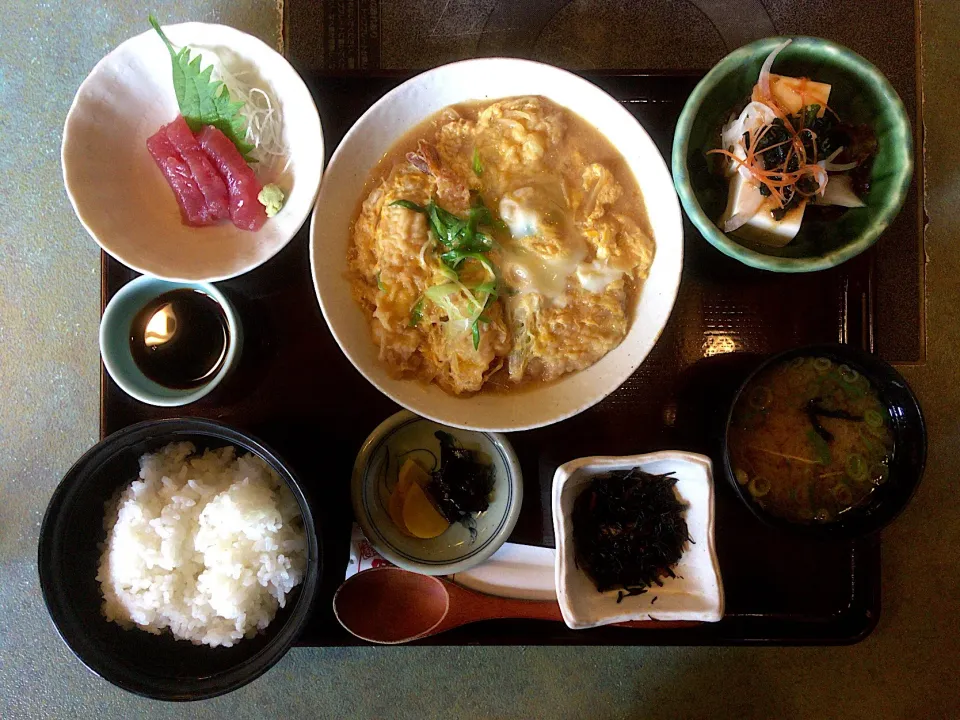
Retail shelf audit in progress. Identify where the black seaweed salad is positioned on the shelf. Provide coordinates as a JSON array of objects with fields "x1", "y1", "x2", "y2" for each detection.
[
  {"x1": 427, "y1": 431, "x2": 494, "y2": 524},
  {"x1": 572, "y1": 468, "x2": 691, "y2": 601},
  {"x1": 737, "y1": 106, "x2": 877, "y2": 220}
]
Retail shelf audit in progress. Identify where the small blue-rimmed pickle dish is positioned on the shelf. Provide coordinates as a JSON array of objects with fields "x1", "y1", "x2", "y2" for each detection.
[
  {"x1": 351, "y1": 410, "x2": 522, "y2": 576},
  {"x1": 99, "y1": 275, "x2": 242, "y2": 407}
]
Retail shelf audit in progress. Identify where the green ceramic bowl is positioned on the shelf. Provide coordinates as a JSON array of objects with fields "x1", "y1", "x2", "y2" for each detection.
[{"x1": 672, "y1": 36, "x2": 913, "y2": 272}]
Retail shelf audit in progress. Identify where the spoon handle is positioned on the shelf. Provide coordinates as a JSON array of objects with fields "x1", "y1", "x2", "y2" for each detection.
[{"x1": 442, "y1": 579, "x2": 563, "y2": 628}]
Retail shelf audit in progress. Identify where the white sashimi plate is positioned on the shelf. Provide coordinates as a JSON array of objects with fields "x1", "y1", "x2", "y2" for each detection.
[
  {"x1": 553, "y1": 451, "x2": 724, "y2": 630},
  {"x1": 309, "y1": 58, "x2": 683, "y2": 431},
  {"x1": 62, "y1": 22, "x2": 324, "y2": 282}
]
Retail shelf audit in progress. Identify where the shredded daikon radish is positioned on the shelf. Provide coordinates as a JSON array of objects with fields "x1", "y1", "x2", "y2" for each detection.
[
  {"x1": 807, "y1": 164, "x2": 829, "y2": 196},
  {"x1": 203, "y1": 50, "x2": 290, "y2": 176},
  {"x1": 819, "y1": 147, "x2": 860, "y2": 172},
  {"x1": 758, "y1": 39, "x2": 792, "y2": 102}
]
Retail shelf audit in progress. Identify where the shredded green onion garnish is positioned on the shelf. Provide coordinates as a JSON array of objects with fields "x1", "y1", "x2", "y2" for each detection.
[
  {"x1": 472, "y1": 148, "x2": 484, "y2": 177},
  {"x1": 409, "y1": 298, "x2": 424, "y2": 327},
  {"x1": 390, "y1": 196, "x2": 501, "y2": 349}
]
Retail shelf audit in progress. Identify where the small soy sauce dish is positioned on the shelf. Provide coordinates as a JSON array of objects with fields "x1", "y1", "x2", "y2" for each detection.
[
  {"x1": 721, "y1": 343, "x2": 926, "y2": 540},
  {"x1": 99, "y1": 275, "x2": 242, "y2": 406}
]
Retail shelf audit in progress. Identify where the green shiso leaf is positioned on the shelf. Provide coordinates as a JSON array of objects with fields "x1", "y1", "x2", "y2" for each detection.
[{"x1": 149, "y1": 15, "x2": 255, "y2": 158}]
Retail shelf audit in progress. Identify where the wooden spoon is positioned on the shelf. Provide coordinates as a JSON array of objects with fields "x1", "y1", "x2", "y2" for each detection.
[
  {"x1": 333, "y1": 566, "x2": 563, "y2": 644},
  {"x1": 333, "y1": 566, "x2": 695, "y2": 644}
]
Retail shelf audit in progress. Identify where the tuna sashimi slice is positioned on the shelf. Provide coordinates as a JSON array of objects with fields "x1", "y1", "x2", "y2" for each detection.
[
  {"x1": 146, "y1": 130, "x2": 214, "y2": 226},
  {"x1": 197, "y1": 126, "x2": 267, "y2": 232},
  {"x1": 163, "y1": 116, "x2": 230, "y2": 221}
]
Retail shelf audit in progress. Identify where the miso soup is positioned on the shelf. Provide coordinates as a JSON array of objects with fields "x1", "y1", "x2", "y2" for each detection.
[{"x1": 728, "y1": 356, "x2": 894, "y2": 523}]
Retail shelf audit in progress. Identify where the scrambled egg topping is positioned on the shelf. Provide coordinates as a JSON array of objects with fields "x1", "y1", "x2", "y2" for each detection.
[{"x1": 348, "y1": 96, "x2": 655, "y2": 395}]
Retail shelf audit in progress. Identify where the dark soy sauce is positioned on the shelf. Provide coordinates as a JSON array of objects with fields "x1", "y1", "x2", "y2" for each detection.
[{"x1": 130, "y1": 289, "x2": 229, "y2": 390}]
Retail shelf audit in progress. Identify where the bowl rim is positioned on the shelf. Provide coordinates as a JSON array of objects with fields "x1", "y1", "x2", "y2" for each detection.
[
  {"x1": 61, "y1": 21, "x2": 325, "y2": 283},
  {"x1": 350, "y1": 410, "x2": 523, "y2": 576},
  {"x1": 309, "y1": 56, "x2": 684, "y2": 432},
  {"x1": 672, "y1": 35, "x2": 914, "y2": 273},
  {"x1": 98, "y1": 275, "x2": 243, "y2": 407},
  {"x1": 37, "y1": 417, "x2": 321, "y2": 701},
  {"x1": 720, "y1": 343, "x2": 927, "y2": 538}
]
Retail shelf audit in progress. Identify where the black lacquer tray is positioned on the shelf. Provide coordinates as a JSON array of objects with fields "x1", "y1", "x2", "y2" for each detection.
[{"x1": 99, "y1": 72, "x2": 915, "y2": 644}]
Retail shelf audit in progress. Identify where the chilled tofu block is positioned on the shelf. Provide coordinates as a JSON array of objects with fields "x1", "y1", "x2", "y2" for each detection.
[
  {"x1": 756, "y1": 74, "x2": 832, "y2": 116},
  {"x1": 720, "y1": 173, "x2": 806, "y2": 247}
]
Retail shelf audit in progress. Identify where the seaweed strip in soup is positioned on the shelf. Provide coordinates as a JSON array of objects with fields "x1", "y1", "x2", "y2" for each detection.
[
  {"x1": 728, "y1": 356, "x2": 894, "y2": 523},
  {"x1": 347, "y1": 96, "x2": 655, "y2": 396}
]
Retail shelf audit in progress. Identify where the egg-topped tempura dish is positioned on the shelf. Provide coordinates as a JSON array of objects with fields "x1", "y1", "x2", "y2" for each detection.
[{"x1": 348, "y1": 96, "x2": 655, "y2": 396}]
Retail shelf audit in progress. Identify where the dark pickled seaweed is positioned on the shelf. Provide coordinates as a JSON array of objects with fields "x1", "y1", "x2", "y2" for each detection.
[
  {"x1": 572, "y1": 468, "x2": 691, "y2": 595},
  {"x1": 427, "y1": 431, "x2": 494, "y2": 523}
]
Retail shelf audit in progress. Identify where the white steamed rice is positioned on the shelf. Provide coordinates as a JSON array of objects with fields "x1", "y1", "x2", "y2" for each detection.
[{"x1": 96, "y1": 442, "x2": 307, "y2": 647}]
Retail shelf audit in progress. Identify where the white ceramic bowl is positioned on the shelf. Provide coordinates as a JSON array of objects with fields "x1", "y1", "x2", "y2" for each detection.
[
  {"x1": 351, "y1": 411, "x2": 522, "y2": 576},
  {"x1": 310, "y1": 58, "x2": 683, "y2": 432},
  {"x1": 552, "y1": 452, "x2": 724, "y2": 630},
  {"x1": 62, "y1": 22, "x2": 324, "y2": 282}
]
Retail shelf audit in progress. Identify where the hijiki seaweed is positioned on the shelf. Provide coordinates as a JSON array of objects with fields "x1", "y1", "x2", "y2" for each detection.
[
  {"x1": 427, "y1": 431, "x2": 494, "y2": 524},
  {"x1": 572, "y1": 468, "x2": 691, "y2": 600}
]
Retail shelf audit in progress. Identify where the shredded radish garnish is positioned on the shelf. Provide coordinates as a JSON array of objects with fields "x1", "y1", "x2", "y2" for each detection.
[
  {"x1": 796, "y1": 165, "x2": 829, "y2": 196},
  {"x1": 824, "y1": 162, "x2": 858, "y2": 172},
  {"x1": 758, "y1": 39, "x2": 792, "y2": 102},
  {"x1": 720, "y1": 101, "x2": 779, "y2": 178},
  {"x1": 819, "y1": 147, "x2": 859, "y2": 172},
  {"x1": 823, "y1": 148, "x2": 843, "y2": 164},
  {"x1": 203, "y1": 50, "x2": 289, "y2": 177}
]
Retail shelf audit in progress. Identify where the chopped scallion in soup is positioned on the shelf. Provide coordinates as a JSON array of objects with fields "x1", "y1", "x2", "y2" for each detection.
[{"x1": 728, "y1": 356, "x2": 893, "y2": 523}]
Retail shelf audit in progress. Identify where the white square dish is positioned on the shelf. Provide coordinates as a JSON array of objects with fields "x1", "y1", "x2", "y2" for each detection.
[{"x1": 552, "y1": 451, "x2": 724, "y2": 630}]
